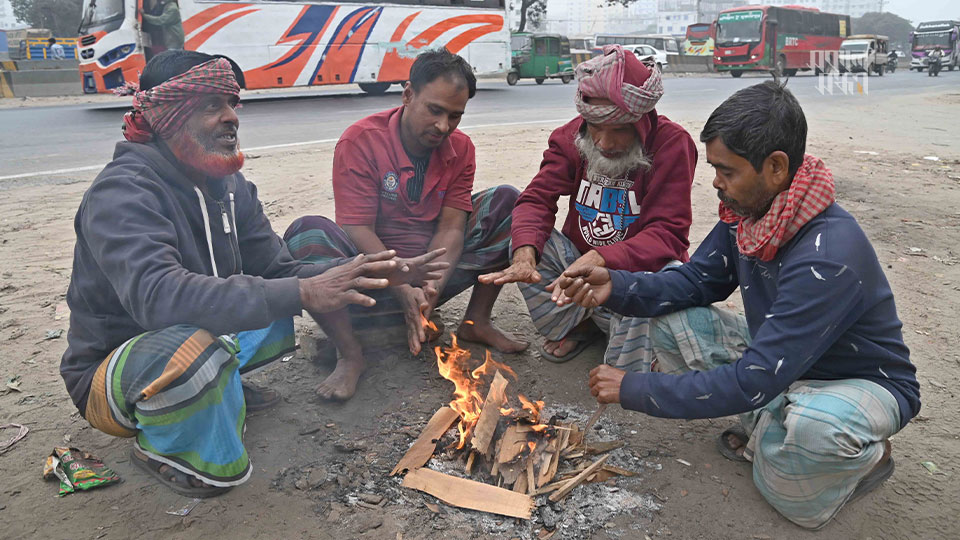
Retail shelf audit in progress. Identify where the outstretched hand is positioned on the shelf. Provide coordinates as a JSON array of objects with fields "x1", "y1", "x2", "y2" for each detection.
[
  {"x1": 299, "y1": 250, "x2": 398, "y2": 313},
  {"x1": 479, "y1": 246, "x2": 541, "y2": 285},
  {"x1": 551, "y1": 265, "x2": 612, "y2": 308},
  {"x1": 388, "y1": 248, "x2": 449, "y2": 288}
]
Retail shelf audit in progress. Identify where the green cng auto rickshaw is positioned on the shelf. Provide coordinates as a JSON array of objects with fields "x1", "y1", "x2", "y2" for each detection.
[{"x1": 508, "y1": 33, "x2": 574, "y2": 85}]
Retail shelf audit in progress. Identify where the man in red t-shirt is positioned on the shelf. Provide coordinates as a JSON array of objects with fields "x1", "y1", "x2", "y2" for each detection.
[
  {"x1": 480, "y1": 45, "x2": 696, "y2": 370},
  {"x1": 285, "y1": 49, "x2": 526, "y2": 401}
]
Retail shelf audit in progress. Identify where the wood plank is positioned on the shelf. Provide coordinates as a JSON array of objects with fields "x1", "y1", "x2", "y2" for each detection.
[
  {"x1": 526, "y1": 456, "x2": 537, "y2": 495},
  {"x1": 402, "y1": 468, "x2": 534, "y2": 519},
  {"x1": 465, "y1": 451, "x2": 476, "y2": 476},
  {"x1": 390, "y1": 407, "x2": 460, "y2": 476},
  {"x1": 497, "y1": 424, "x2": 527, "y2": 464},
  {"x1": 471, "y1": 371, "x2": 509, "y2": 455},
  {"x1": 585, "y1": 440, "x2": 624, "y2": 455},
  {"x1": 548, "y1": 455, "x2": 609, "y2": 502},
  {"x1": 513, "y1": 469, "x2": 528, "y2": 493}
]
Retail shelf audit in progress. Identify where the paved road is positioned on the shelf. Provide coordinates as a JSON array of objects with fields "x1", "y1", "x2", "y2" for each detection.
[{"x1": 1, "y1": 69, "x2": 956, "y2": 182}]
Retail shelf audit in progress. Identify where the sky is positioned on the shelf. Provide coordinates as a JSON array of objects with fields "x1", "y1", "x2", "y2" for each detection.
[{"x1": 884, "y1": 0, "x2": 958, "y2": 25}]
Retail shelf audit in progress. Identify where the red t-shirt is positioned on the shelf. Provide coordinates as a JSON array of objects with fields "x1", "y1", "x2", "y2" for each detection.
[{"x1": 332, "y1": 106, "x2": 475, "y2": 257}]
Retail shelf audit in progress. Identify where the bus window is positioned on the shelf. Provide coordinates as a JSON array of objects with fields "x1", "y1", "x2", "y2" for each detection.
[{"x1": 665, "y1": 39, "x2": 678, "y2": 53}]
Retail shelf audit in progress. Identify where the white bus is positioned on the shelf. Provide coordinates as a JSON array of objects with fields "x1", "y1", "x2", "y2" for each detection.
[{"x1": 77, "y1": 0, "x2": 510, "y2": 94}]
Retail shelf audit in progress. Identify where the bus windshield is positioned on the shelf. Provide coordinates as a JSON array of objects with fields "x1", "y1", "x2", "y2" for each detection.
[
  {"x1": 913, "y1": 32, "x2": 952, "y2": 49},
  {"x1": 841, "y1": 43, "x2": 869, "y2": 52},
  {"x1": 716, "y1": 10, "x2": 763, "y2": 45},
  {"x1": 79, "y1": 0, "x2": 125, "y2": 34}
]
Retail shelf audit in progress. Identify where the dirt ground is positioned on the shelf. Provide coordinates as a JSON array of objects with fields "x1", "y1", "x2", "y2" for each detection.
[{"x1": 1, "y1": 87, "x2": 959, "y2": 540}]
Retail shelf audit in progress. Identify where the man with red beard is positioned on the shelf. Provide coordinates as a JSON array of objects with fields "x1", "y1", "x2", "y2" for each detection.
[
  {"x1": 480, "y1": 45, "x2": 696, "y2": 369},
  {"x1": 60, "y1": 51, "x2": 445, "y2": 497}
]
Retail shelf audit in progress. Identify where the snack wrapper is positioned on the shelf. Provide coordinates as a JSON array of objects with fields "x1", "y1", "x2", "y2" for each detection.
[{"x1": 43, "y1": 447, "x2": 121, "y2": 496}]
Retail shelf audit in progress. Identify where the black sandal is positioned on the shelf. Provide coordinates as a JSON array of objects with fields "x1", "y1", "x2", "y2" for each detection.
[
  {"x1": 242, "y1": 382, "x2": 281, "y2": 412},
  {"x1": 716, "y1": 426, "x2": 750, "y2": 463},
  {"x1": 130, "y1": 448, "x2": 230, "y2": 498}
]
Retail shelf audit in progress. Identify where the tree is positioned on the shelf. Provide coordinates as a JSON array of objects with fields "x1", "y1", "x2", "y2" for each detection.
[
  {"x1": 10, "y1": 0, "x2": 84, "y2": 37},
  {"x1": 515, "y1": 0, "x2": 546, "y2": 33},
  {"x1": 852, "y1": 12, "x2": 916, "y2": 50}
]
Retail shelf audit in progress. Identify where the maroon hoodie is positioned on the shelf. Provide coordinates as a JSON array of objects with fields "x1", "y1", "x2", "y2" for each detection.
[{"x1": 511, "y1": 112, "x2": 697, "y2": 271}]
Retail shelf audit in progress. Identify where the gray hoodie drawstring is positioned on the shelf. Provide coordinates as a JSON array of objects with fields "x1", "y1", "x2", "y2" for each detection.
[{"x1": 194, "y1": 186, "x2": 220, "y2": 278}]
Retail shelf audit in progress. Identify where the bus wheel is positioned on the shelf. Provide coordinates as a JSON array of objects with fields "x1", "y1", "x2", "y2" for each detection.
[
  {"x1": 560, "y1": 74, "x2": 572, "y2": 84},
  {"x1": 731, "y1": 71, "x2": 743, "y2": 78},
  {"x1": 358, "y1": 82, "x2": 391, "y2": 95},
  {"x1": 535, "y1": 77, "x2": 545, "y2": 85},
  {"x1": 507, "y1": 72, "x2": 519, "y2": 86}
]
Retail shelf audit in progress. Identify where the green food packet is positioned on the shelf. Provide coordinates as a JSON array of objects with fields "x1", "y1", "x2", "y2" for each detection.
[{"x1": 43, "y1": 447, "x2": 121, "y2": 496}]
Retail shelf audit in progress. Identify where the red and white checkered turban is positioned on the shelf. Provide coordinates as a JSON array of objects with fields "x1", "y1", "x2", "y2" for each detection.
[{"x1": 575, "y1": 45, "x2": 663, "y2": 125}]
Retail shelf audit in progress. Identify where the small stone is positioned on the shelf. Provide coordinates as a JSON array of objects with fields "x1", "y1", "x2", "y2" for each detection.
[
  {"x1": 604, "y1": 522, "x2": 616, "y2": 529},
  {"x1": 359, "y1": 493, "x2": 383, "y2": 505},
  {"x1": 680, "y1": 489, "x2": 688, "y2": 497},
  {"x1": 353, "y1": 515, "x2": 383, "y2": 534}
]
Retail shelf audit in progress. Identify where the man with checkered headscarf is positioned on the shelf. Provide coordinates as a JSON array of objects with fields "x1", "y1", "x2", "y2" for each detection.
[
  {"x1": 61, "y1": 51, "x2": 445, "y2": 497},
  {"x1": 480, "y1": 44, "x2": 697, "y2": 370}
]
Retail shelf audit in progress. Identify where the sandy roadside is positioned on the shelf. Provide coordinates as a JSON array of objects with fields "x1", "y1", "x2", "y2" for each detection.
[{"x1": 0, "y1": 89, "x2": 958, "y2": 540}]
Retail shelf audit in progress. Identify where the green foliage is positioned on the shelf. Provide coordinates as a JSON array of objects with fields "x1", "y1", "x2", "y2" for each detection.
[
  {"x1": 852, "y1": 12, "x2": 917, "y2": 49},
  {"x1": 9, "y1": 0, "x2": 84, "y2": 37}
]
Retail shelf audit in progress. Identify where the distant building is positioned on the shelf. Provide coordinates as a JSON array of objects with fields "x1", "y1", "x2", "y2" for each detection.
[
  {"x1": 658, "y1": 10, "x2": 698, "y2": 34},
  {"x1": 0, "y1": 0, "x2": 24, "y2": 30},
  {"x1": 747, "y1": 0, "x2": 882, "y2": 18}
]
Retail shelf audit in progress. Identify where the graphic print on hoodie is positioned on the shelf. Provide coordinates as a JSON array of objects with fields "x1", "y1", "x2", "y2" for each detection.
[{"x1": 574, "y1": 172, "x2": 642, "y2": 247}]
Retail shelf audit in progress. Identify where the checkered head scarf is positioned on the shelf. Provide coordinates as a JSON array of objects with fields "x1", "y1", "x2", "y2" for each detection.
[
  {"x1": 119, "y1": 58, "x2": 240, "y2": 143},
  {"x1": 574, "y1": 45, "x2": 663, "y2": 125}
]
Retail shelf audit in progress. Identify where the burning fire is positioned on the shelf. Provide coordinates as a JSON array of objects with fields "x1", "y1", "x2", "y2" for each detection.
[
  {"x1": 435, "y1": 335, "x2": 549, "y2": 449},
  {"x1": 421, "y1": 313, "x2": 438, "y2": 332}
]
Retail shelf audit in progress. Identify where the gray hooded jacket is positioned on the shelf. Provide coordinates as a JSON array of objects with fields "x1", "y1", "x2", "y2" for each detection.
[{"x1": 62, "y1": 141, "x2": 333, "y2": 413}]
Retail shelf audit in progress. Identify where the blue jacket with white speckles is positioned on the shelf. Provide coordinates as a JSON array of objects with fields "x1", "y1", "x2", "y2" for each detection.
[{"x1": 606, "y1": 203, "x2": 920, "y2": 429}]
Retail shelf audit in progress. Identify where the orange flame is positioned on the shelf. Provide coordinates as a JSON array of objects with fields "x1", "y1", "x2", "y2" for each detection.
[
  {"x1": 435, "y1": 334, "x2": 519, "y2": 449},
  {"x1": 421, "y1": 313, "x2": 438, "y2": 332},
  {"x1": 517, "y1": 393, "x2": 545, "y2": 423}
]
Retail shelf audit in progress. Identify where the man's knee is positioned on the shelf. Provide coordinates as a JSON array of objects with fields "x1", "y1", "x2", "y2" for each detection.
[{"x1": 282, "y1": 215, "x2": 337, "y2": 243}]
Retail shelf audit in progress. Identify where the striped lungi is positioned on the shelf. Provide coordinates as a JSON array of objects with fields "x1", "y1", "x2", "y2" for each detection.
[
  {"x1": 282, "y1": 186, "x2": 518, "y2": 330},
  {"x1": 84, "y1": 319, "x2": 294, "y2": 487},
  {"x1": 519, "y1": 230, "x2": 676, "y2": 372},
  {"x1": 650, "y1": 306, "x2": 901, "y2": 529}
]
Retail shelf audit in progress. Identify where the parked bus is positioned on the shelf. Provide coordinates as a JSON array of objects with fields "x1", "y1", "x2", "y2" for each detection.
[
  {"x1": 595, "y1": 34, "x2": 680, "y2": 55},
  {"x1": 713, "y1": 5, "x2": 849, "y2": 77},
  {"x1": 76, "y1": 0, "x2": 510, "y2": 94},
  {"x1": 909, "y1": 20, "x2": 959, "y2": 72},
  {"x1": 683, "y1": 22, "x2": 714, "y2": 56}
]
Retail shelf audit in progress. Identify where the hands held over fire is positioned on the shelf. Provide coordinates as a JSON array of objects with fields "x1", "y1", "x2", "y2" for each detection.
[
  {"x1": 478, "y1": 246, "x2": 541, "y2": 285},
  {"x1": 549, "y1": 264, "x2": 613, "y2": 309},
  {"x1": 589, "y1": 365, "x2": 625, "y2": 404},
  {"x1": 299, "y1": 248, "x2": 448, "y2": 314}
]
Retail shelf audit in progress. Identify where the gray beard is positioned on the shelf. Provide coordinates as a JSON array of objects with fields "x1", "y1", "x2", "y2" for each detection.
[{"x1": 575, "y1": 131, "x2": 651, "y2": 179}]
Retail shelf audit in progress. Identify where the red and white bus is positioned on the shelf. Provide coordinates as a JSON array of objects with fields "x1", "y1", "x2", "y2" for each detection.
[
  {"x1": 76, "y1": 0, "x2": 510, "y2": 94},
  {"x1": 713, "y1": 5, "x2": 850, "y2": 77}
]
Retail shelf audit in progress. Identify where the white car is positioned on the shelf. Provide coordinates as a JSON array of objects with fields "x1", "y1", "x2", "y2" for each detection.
[{"x1": 623, "y1": 44, "x2": 669, "y2": 72}]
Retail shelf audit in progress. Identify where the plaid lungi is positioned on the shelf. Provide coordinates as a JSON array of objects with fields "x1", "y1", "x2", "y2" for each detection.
[
  {"x1": 519, "y1": 230, "x2": 677, "y2": 371},
  {"x1": 650, "y1": 306, "x2": 901, "y2": 529},
  {"x1": 282, "y1": 186, "x2": 518, "y2": 330},
  {"x1": 84, "y1": 319, "x2": 294, "y2": 487}
]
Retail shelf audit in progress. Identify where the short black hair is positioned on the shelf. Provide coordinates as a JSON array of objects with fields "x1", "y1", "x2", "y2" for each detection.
[
  {"x1": 700, "y1": 81, "x2": 807, "y2": 179},
  {"x1": 408, "y1": 48, "x2": 477, "y2": 99},
  {"x1": 48, "y1": 38, "x2": 56, "y2": 44},
  {"x1": 139, "y1": 50, "x2": 245, "y2": 91}
]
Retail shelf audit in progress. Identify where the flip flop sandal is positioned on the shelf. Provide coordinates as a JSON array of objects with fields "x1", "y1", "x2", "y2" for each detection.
[
  {"x1": 130, "y1": 448, "x2": 230, "y2": 498},
  {"x1": 539, "y1": 329, "x2": 603, "y2": 364},
  {"x1": 847, "y1": 453, "x2": 895, "y2": 504},
  {"x1": 242, "y1": 382, "x2": 281, "y2": 412},
  {"x1": 716, "y1": 426, "x2": 750, "y2": 463}
]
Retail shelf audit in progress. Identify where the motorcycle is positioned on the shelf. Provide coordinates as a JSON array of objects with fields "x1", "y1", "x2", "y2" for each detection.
[
  {"x1": 886, "y1": 53, "x2": 898, "y2": 73},
  {"x1": 928, "y1": 54, "x2": 943, "y2": 77}
]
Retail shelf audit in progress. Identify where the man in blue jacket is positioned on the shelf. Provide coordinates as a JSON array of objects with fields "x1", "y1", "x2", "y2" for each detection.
[
  {"x1": 61, "y1": 50, "x2": 444, "y2": 497},
  {"x1": 552, "y1": 81, "x2": 920, "y2": 529}
]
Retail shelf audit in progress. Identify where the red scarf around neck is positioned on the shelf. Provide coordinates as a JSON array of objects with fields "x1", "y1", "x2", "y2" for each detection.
[{"x1": 719, "y1": 154, "x2": 835, "y2": 261}]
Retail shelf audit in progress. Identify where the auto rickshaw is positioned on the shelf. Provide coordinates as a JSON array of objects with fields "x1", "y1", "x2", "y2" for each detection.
[{"x1": 508, "y1": 33, "x2": 574, "y2": 85}]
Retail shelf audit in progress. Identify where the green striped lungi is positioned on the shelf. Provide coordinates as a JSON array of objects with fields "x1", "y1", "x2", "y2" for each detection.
[
  {"x1": 282, "y1": 186, "x2": 518, "y2": 330},
  {"x1": 650, "y1": 306, "x2": 901, "y2": 529},
  {"x1": 84, "y1": 320, "x2": 294, "y2": 487},
  {"x1": 519, "y1": 230, "x2": 678, "y2": 371}
]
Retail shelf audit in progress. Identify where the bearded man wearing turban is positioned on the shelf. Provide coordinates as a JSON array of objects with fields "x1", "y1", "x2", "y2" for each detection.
[
  {"x1": 60, "y1": 51, "x2": 445, "y2": 497},
  {"x1": 480, "y1": 45, "x2": 697, "y2": 369}
]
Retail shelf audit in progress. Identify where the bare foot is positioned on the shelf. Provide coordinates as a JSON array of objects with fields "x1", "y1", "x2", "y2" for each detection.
[
  {"x1": 457, "y1": 319, "x2": 528, "y2": 353},
  {"x1": 317, "y1": 353, "x2": 366, "y2": 401}
]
